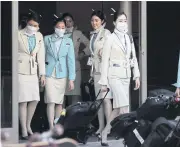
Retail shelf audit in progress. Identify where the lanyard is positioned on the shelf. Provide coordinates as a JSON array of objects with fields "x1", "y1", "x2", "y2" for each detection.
[
  {"x1": 55, "y1": 38, "x2": 63, "y2": 61},
  {"x1": 90, "y1": 34, "x2": 95, "y2": 56},
  {"x1": 55, "y1": 38, "x2": 63, "y2": 72}
]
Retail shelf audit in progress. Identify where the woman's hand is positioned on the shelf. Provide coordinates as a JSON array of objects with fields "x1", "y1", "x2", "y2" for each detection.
[
  {"x1": 134, "y1": 78, "x2": 140, "y2": 90},
  {"x1": 101, "y1": 85, "x2": 108, "y2": 92},
  {"x1": 40, "y1": 75, "x2": 46, "y2": 87},
  {"x1": 175, "y1": 88, "x2": 180, "y2": 97},
  {"x1": 68, "y1": 80, "x2": 74, "y2": 91}
]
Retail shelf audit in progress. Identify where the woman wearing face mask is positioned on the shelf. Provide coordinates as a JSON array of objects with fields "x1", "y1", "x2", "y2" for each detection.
[
  {"x1": 62, "y1": 12, "x2": 90, "y2": 105},
  {"x1": 44, "y1": 15, "x2": 75, "y2": 129},
  {"x1": 18, "y1": 10, "x2": 45, "y2": 140},
  {"x1": 98, "y1": 11, "x2": 140, "y2": 146},
  {"x1": 89, "y1": 10, "x2": 113, "y2": 137}
]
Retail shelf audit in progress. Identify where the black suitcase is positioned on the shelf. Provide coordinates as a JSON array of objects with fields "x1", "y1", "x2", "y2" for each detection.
[
  {"x1": 81, "y1": 80, "x2": 99, "y2": 129},
  {"x1": 123, "y1": 119, "x2": 152, "y2": 147},
  {"x1": 163, "y1": 120, "x2": 180, "y2": 147},
  {"x1": 137, "y1": 95, "x2": 180, "y2": 121},
  {"x1": 141, "y1": 117, "x2": 177, "y2": 147},
  {"x1": 148, "y1": 89, "x2": 174, "y2": 97},
  {"x1": 111, "y1": 111, "x2": 137, "y2": 138},
  {"x1": 57, "y1": 89, "x2": 110, "y2": 144}
]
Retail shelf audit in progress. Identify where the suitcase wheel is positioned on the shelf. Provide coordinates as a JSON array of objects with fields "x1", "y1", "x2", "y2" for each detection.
[
  {"x1": 82, "y1": 135, "x2": 88, "y2": 144},
  {"x1": 77, "y1": 132, "x2": 89, "y2": 144}
]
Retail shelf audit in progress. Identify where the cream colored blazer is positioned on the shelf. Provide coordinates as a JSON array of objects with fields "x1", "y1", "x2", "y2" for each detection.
[
  {"x1": 99, "y1": 33, "x2": 140, "y2": 86},
  {"x1": 90, "y1": 28, "x2": 111, "y2": 75},
  {"x1": 18, "y1": 29, "x2": 45, "y2": 76}
]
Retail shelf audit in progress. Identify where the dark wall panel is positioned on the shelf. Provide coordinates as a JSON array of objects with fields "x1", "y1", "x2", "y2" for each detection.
[
  {"x1": 1, "y1": 1, "x2": 12, "y2": 128},
  {"x1": 19, "y1": 1, "x2": 57, "y2": 35},
  {"x1": 147, "y1": 2, "x2": 180, "y2": 91}
]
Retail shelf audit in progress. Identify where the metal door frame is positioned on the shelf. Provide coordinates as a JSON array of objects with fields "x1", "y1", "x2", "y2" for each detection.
[
  {"x1": 1, "y1": 1, "x2": 19, "y2": 143},
  {"x1": 139, "y1": 1, "x2": 147, "y2": 104}
]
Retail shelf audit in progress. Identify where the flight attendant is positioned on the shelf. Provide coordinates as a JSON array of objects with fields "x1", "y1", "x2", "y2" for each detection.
[
  {"x1": 18, "y1": 10, "x2": 45, "y2": 139},
  {"x1": 99, "y1": 11, "x2": 140, "y2": 146},
  {"x1": 44, "y1": 15, "x2": 75, "y2": 129}
]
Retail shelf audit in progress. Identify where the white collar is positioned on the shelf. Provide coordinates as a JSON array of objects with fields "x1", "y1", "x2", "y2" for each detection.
[
  {"x1": 114, "y1": 28, "x2": 127, "y2": 36},
  {"x1": 90, "y1": 24, "x2": 105, "y2": 35},
  {"x1": 66, "y1": 27, "x2": 74, "y2": 33}
]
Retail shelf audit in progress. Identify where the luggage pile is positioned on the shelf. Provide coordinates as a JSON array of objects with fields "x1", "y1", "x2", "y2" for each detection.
[{"x1": 111, "y1": 94, "x2": 180, "y2": 147}]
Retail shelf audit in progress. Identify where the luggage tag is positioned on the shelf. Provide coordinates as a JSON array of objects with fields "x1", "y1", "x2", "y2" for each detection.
[
  {"x1": 87, "y1": 57, "x2": 92, "y2": 66},
  {"x1": 133, "y1": 129, "x2": 144, "y2": 144},
  {"x1": 54, "y1": 109, "x2": 66, "y2": 124}
]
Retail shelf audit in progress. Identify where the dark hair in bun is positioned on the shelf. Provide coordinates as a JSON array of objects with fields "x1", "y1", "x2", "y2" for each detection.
[
  {"x1": 53, "y1": 15, "x2": 66, "y2": 26},
  {"x1": 91, "y1": 10, "x2": 106, "y2": 24},
  {"x1": 27, "y1": 9, "x2": 42, "y2": 24},
  {"x1": 62, "y1": 12, "x2": 74, "y2": 21},
  {"x1": 113, "y1": 11, "x2": 127, "y2": 22}
]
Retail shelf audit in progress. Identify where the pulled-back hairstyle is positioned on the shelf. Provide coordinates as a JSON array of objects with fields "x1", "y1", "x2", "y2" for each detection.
[
  {"x1": 62, "y1": 12, "x2": 74, "y2": 21},
  {"x1": 91, "y1": 10, "x2": 106, "y2": 24},
  {"x1": 113, "y1": 11, "x2": 127, "y2": 22},
  {"x1": 27, "y1": 10, "x2": 42, "y2": 24},
  {"x1": 53, "y1": 16, "x2": 66, "y2": 27}
]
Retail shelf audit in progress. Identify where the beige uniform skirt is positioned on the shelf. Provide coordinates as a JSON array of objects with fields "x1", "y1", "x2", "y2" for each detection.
[
  {"x1": 18, "y1": 74, "x2": 40, "y2": 103},
  {"x1": 109, "y1": 77, "x2": 130, "y2": 109},
  {"x1": 94, "y1": 72, "x2": 113, "y2": 100},
  {"x1": 44, "y1": 69, "x2": 67, "y2": 104}
]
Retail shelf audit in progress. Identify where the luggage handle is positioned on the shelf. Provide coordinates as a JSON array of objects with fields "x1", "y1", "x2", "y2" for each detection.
[
  {"x1": 88, "y1": 88, "x2": 110, "y2": 112},
  {"x1": 165, "y1": 118, "x2": 180, "y2": 141}
]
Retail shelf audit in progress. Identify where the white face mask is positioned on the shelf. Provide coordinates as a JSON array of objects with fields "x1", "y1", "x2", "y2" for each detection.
[
  {"x1": 26, "y1": 25, "x2": 38, "y2": 35},
  {"x1": 55, "y1": 28, "x2": 66, "y2": 37},
  {"x1": 116, "y1": 22, "x2": 128, "y2": 33}
]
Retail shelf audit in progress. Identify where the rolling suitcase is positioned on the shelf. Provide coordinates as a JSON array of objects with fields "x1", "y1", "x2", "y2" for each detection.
[
  {"x1": 123, "y1": 119, "x2": 152, "y2": 147},
  {"x1": 57, "y1": 88, "x2": 110, "y2": 144},
  {"x1": 148, "y1": 89, "x2": 174, "y2": 97},
  {"x1": 80, "y1": 80, "x2": 99, "y2": 129},
  {"x1": 137, "y1": 95, "x2": 180, "y2": 121},
  {"x1": 141, "y1": 117, "x2": 177, "y2": 147},
  {"x1": 163, "y1": 119, "x2": 180, "y2": 147}
]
